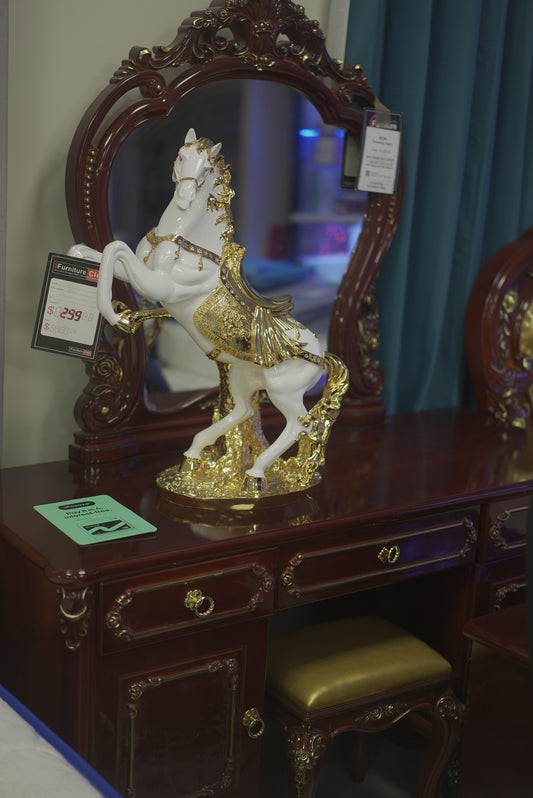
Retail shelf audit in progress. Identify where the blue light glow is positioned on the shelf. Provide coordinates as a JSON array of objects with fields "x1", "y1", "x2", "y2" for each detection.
[{"x1": 298, "y1": 128, "x2": 320, "y2": 138}]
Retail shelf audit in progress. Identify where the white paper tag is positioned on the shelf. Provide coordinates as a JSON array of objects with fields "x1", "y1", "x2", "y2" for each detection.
[
  {"x1": 40, "y1": 277, "x2": 100, "y2": 344},
  {"x1": 32, "y1": 253, "x2": 105, "y2": 361},
  {"x1": 357, "y1": 110, "x2": 402, "y2": 194}
]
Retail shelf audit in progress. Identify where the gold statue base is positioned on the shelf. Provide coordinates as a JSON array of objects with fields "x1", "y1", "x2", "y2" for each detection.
[
  {"x1": 156, "y1": 353, "x2": 348, "y2": 511},
  {"x1": 157, "y1": 453, "x2": 321, "y2": 511}
]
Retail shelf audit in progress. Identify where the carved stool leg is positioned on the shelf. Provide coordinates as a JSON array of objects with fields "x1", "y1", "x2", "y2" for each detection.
[
  {"x1": 285, "y1": 726, "x2": 328, "y2": 798},
  {"x1": 416, "y1": 690, "x2": 464, "y2": 798},
  {"x1": 347, "y1": 731, "x2": 370, "y2": 782}
]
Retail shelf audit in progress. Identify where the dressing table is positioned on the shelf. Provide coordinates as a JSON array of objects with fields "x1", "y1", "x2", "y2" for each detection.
[{"x1": 0, "y1": 3, "x2": 530, "y2": 797}]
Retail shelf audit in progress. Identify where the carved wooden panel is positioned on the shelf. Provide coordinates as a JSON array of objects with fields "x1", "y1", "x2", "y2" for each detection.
[
  {"x1": 93, "y1": 620, "x2": 269, "y2": 798},
  {"x1": 465, "y1": 226, "x2": 533, "y2": 428},
  {"x1": 99, "y1": 550, "x2": 275, "y2": 652},
  {"x1": 277, "y1": 509, "x2": 478, "y2": 608}
]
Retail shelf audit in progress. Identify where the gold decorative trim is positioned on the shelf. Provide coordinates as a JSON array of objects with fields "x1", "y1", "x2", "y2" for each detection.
[
  {"x1": 436, "y1": 693, "x2": 463, "y2": 723},
  {"x1": 280, "y1": 516, "x2": 478, "y2": 599},
  {"x1": 353, "y1": 701, "x2": 409, "y2": 725},
  {"x1": 488, "y1": 507, "x2": 526, "y2": 552},
  {"x1": 287, "y1": 727, "x2": 328, "y2": 798},
  {"x1": 125, "y1": 657, "x2": 239, "y2": 798},
  {"x1": 156, "y1": 352, "x2": 347, "y2": 503},
  {"x1": 105, "y1": 563, "x2": 273, "y2": 641},
  {"x1": 493, "y1": 579, "x2": 526, "y2": 610}
]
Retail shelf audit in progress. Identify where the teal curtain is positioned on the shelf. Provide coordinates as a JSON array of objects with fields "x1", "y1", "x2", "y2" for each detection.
[{"x1": 345, "y1": 0, "x2": 533, "y2": 413}]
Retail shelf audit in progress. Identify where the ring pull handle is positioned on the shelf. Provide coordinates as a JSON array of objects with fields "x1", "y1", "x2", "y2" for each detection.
[
  {"x1": 184, "y1": 588, "x2": 215, "y2": 617},
  {"x1": 242, "y1": 707, "x2": 265, "y2": 739},
  {"x1": 378, "y1": 544, "x2": 400, "y2": 565}
]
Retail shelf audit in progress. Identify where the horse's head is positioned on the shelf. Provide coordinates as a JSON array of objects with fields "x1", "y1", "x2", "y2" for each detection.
[{"x1": 172, "y1": 128, "x2": 222, "y2": 211}]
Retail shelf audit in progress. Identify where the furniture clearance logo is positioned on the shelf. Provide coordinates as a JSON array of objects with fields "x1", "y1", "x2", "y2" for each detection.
[{"x1": 53, "y1": 260, "x2": 99, "y2": 282}]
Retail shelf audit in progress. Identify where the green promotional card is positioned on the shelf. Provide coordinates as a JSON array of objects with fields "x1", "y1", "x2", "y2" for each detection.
[{"x1": 34, "y1": 495, "x2": 157, "y2": 545}]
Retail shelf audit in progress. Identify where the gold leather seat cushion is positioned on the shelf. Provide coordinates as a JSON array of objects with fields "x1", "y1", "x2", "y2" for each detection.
[{"x1": 267, "y1": 617, "x2": 451, "y2": 711}]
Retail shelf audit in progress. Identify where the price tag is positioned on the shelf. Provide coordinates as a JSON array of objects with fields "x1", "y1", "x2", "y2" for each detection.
[
  {"x1": 32, "y1": 253, "x2": 105, "y2": 361},
  {"x1": 357, "y1": 109, "x2": 402, "y2": 194}
]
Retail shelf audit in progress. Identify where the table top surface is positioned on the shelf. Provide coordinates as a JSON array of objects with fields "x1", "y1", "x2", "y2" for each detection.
[
  {"x1": 1, "y1": 408, "x2": 532, "y2": 584},
  {"x1": 464, "y1": 603, "x2": 530, "y2": 667}
]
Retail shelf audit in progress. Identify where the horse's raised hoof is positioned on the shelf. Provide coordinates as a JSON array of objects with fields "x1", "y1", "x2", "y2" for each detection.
[
  {"x1": 244, "y1": 474, "x2": 268, "y2": 493},
  {"x1": 180, "y1": 455, "x2": 203, "y2": 473}
]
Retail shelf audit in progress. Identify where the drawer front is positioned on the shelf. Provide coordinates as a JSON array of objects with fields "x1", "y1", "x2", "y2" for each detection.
[
  {"x1": 100, "y1": 549, "x2": 275, "y2": 652},
  {"x1": 480, "y1": 494, "x2": 530, "y2": 562},
  {"x1": 474, "y1": 557, "x2": 526, "y2": 615},
  {"x1": 277, "y1": 511, "x2": 478, "y2": 608}
]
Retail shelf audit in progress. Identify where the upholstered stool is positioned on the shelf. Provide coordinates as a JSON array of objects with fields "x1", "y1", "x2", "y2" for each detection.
[{"x1": 266, "y1": 616, "x2": 463, "y2": 798}]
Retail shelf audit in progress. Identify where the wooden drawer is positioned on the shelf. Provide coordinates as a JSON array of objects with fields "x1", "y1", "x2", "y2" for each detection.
[
  {"x1": 277, "y1": 510, "x2": 478, "y2": 608},
  {"x1": 479, "y1": 494, "x2": 530, "y2": 562},
  {"x1": 99, "y1": 549, "x2": 275, "y2": 652},
  {"x1": 474, "y1": 557, "x2": 526, "y2": 615}
]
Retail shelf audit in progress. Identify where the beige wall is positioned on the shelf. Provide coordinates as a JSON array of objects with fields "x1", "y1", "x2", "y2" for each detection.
[{"x1": 2, "y1": 0, "x2": 331, "y2": 467}]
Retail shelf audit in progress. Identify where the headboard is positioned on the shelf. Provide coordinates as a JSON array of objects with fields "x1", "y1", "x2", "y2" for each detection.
[{"x1": 465, "y1": 227, "x2": 533, "y2": 428}]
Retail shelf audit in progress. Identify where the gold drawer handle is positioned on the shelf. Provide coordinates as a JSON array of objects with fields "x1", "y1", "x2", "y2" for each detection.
[
  {"x1": 184, "y1": 588, "x2": 215, "y2": 617},
  {"x1": 378, "y1": 544, "x2": 400, "y2": 565},
  {"x1": 242, "y1": 707, "x2": 265, "y2": 739}
]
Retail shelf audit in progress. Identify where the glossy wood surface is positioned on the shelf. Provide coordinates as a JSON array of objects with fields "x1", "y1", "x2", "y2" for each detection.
[
  {"x1": 463, "y1": 603, "x2": 529, "y2": 667},
  {"x1": 0, "y1": 407, "x2": 531, "y2": 796},
  {"x1": 458, "y1": 604, "x2": 532, "y2": 798},
  {"x1": 0, "y1": 408, "x2": 531, "y2": 584}
]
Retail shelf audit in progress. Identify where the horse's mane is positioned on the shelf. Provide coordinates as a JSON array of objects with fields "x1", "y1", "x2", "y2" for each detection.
[{"x1": 207, "y1": 151, "x2": 235, "y2": 246}]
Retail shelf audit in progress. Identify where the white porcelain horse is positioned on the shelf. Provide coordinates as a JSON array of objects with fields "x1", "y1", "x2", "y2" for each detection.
[{"x1": 70, "y1": 129, "x2": 332, "y2": 483}]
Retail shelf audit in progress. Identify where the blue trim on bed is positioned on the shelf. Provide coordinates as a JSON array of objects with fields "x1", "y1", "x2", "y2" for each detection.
[{"x1": 0, "y1": 682, "x2": 123, "y2": 797}]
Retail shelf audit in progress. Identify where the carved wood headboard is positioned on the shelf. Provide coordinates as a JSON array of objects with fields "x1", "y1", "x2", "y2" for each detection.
[{"x1": 465, "y1": 227, "x2": 533, "y2": 428}]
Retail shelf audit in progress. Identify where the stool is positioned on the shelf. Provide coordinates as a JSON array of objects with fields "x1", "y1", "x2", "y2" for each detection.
[{"x1": 266, "y1": 616, "x2": 463, "y2": 798}]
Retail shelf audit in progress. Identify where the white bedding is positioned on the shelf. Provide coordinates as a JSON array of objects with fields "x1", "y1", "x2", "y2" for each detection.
[{"x1": 0, "y1": 687, "x2": 121, "y2": 798}]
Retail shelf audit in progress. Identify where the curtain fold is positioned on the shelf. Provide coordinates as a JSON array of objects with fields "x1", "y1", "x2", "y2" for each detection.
[{"x1": 345, "y1": 0, "x2": 533, "y2": 413}]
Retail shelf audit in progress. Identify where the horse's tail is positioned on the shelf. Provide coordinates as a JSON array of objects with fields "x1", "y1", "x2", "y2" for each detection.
[
  {"x1": 291, "y1": 353, "x2": 349, "y2": 486},
  {"x1": 314, "y1": 353, "x2": 349, "y2": 421}
]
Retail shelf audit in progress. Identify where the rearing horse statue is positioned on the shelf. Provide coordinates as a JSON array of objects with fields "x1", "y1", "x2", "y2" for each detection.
[{"x1": 70, "y1": 129, "x2": 347, "y2": 500}]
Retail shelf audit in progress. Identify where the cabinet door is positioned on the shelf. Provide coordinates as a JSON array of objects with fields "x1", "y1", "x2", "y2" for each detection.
[{"x1": 92, "y1": 620, "x2": 268, "y2": 798}]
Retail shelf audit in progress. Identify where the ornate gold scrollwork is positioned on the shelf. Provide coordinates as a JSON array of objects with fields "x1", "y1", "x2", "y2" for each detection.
[
  {"x1": 242, "y1": 707, "x2": 265, "y2": 739},
  {"x1": 280, "y1": 553, "x2": 304, "y2": 598},
  {"x1": 458, "y1": 516, "x2": 478, "y2": 557},
  {"x1": 287, "y1": 727, "x2": 327, "y2": 797},
  {"x1": 487, "y1": 507, "x2": 527, "y2": 552},
  {"x1": 184, "y1": 588, "x2": 215, "y2": 617},
  {"x1": 493, "y1": 579, "x2": 526, "y2": 610},
  {"x1": 125, "y1": 657, "x2": 239, "y2": 798},
  {"x1": 436, "y1": 692, "x2": 464, "y2": 723},
  {"x1": 377, "y1": 544, "x2": 400, "y2": 565},
  {"x1": 353, "y1": 701, "x2": 408, "y2": 725}
]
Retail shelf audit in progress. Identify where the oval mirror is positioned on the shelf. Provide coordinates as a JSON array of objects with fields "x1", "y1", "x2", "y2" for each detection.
[
  {"x1": 66, "y1": 0, "x2": 404, "y2": 463},
  {"x1": 107, "y1": 79, "x2": 366, "y2": 397}
]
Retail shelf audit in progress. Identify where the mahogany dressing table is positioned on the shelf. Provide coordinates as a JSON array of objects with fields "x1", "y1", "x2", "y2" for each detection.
[
  {"x1": 1, "y1": 4, "x2": 531, "y2": 796},
  {"x1": 0, "y1": 406, "x2": 530, "y2": 797}
]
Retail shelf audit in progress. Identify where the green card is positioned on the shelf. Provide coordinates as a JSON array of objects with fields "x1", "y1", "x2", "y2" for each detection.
[{"x1": 34, "y1": 495, "x2": 157, "y2": 545}]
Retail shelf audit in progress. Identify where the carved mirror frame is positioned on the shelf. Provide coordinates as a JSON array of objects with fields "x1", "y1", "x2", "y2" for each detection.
[{"x1": 66, "y1": 0, "x2": 404, "y2": 464}]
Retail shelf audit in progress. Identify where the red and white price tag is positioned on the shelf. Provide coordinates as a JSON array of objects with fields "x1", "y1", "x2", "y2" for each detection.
[
  {"x1": 32, "y1": 253, "x2": 104, "y2": 361},
  {"x1": 41, "y1": 278, "x2": 99, "y2": 344}
]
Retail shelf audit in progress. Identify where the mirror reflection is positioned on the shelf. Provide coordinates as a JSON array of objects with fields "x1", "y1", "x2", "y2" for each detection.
[{"x1": 108, "y1": 80, "x2": 365, "y2": 395}]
